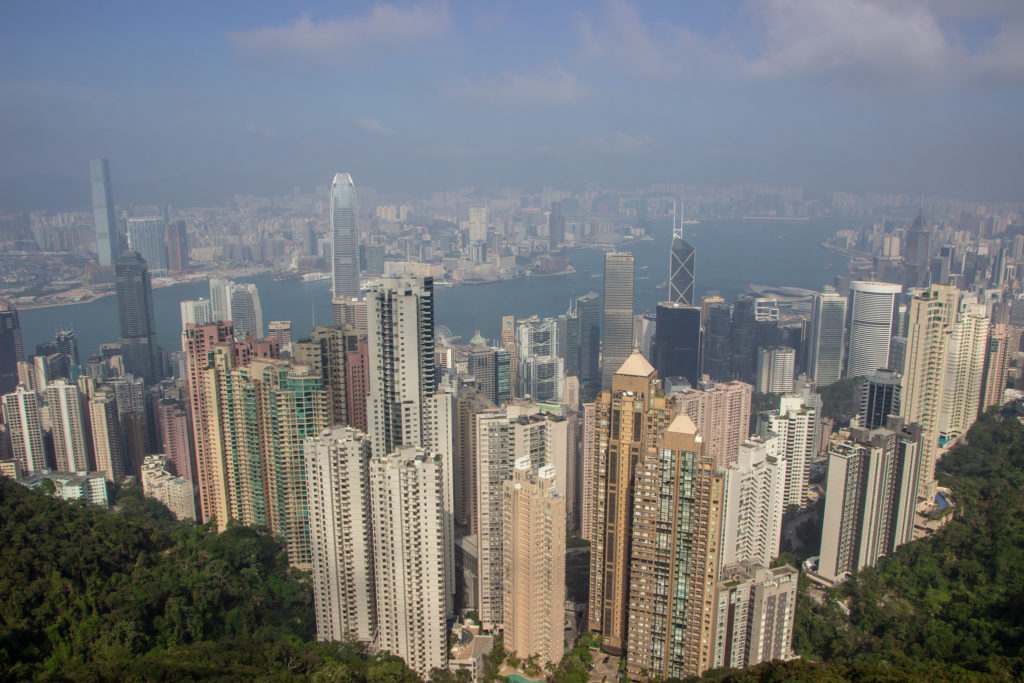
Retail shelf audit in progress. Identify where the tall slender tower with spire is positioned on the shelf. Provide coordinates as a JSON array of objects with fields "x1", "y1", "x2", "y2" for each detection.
[
  {"x1": 331, "y1": 173, "x2": 359, "y2": 300},
  {"x1": 669, "y1": 202, "x2": 695, "y2": 305}
]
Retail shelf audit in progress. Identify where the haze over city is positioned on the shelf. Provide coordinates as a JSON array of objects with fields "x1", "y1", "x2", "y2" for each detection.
[
  {"x1": 3, "y1": 0, "x2": 1024, "y2": 208},
  {"x1": 4, "y1": 2, "x2": 1024, "y2": 682}
]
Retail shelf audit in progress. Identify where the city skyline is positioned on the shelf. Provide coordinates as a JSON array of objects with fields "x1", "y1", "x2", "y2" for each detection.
[{"x1": 3, "y1": 2, "x2": 1024, "y2": 680}]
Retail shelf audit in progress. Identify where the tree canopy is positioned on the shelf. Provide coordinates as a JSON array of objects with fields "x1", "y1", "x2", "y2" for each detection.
[
  {"x1": 0, "y1": 478, "x2": 419, "y2": 681},
  {"x1": 790, "y1": 408, "x2": 1024, "y2": 680}
]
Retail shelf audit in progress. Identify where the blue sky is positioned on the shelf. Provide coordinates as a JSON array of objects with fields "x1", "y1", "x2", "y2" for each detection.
[{"x1": 2, "y1": 1, "x2": 1023, "y2": 203}]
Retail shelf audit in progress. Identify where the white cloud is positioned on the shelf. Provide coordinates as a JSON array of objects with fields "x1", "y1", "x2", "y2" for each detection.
[
  {"x1": 575, "y1": 0, "x2": 1024, "y2": 86},
  {"x1": 747, "y1": 0, "x2": 954, "y2": 83},
  {"x1": 448, "y1": 66, "x2": 588, "y2": 106},
  {"x1": 355, "y1": 118, "x2": 397, "y2": 136},
  {"x1": 575, "y1": 0, "x2": 737, "y2": 80},
  {"x1": 581, "y1": 132, "x2": 654, "y2": 155},
  {"x1": 226, "y1": 3, "x2": 452, "y2": 63},
  {"x1": 969, "y1": 16, "x2": 1024, "y2": 81}
]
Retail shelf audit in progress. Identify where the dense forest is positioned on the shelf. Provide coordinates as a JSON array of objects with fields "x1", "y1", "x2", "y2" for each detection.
[
  {"x1": 789, "y1": 407, "x2": 1024, "y2": 680},
  {"x1": 0, "y1": 481, "x2": 422, "y2": 681},
  {"x1": 4, "y1": 406, "x2": 1024, "y2": 681}
]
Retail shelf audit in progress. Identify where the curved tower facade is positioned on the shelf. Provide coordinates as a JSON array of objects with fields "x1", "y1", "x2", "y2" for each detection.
[
  {"x1": 847, "y1": 281, "x2": 902, "y2": 378},
  {"x1": 330, "y1": 173, "x2": 359, "y2": 300}
]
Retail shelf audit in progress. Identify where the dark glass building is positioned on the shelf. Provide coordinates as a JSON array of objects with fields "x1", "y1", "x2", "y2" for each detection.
[
  {"x1": 115, "y1": 251, "x2": 161, "y2": 384},
  {"x1": 859, "y1": 368, "x2": 902, "y2": 430},
  {"x1": 703, "y1": 303, "x2": 732, "y2": 381},
  {"x1": 730, "y1": 295, "x2": 757, "y2": 384},
  {"x1": 565, "y1": 292, "x2": 602, "y2": 399},
  {"x1": 653, "y1": 302, "x2": 701, "y2": 387},
  {"x1": 0, "y1": 299, "x2": 23, "y2": 395}
]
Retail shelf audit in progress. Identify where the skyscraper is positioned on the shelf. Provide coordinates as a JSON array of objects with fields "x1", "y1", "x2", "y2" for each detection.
[
  {"x1": 899, "y1": 284, "x2": 957, "y2": 500},
  {"x1": 859, "y1": 368, "x2": 902, "y2": 430},
  {"x1": 0, "y1": 299, "x2": 23, "y2": 395},
  {"x1": 579, "y1": 402, "x2": 597, "y2": 541},
  {"x1": 230, "y1": 283, "x2": 264, "y2": 340},
  {"x1": 712, "y1": 563, "x2": 798, "y2": 670},
  {"x1": 164, "y1": 220, "x2": 189, "y2": 272},
  {"x1": 305, "y1": 426, "x2": 376, "y2": 644},
  {"x1": 516, "y1": 317, "x2": 563, "y2": 402},
  {"x1": 365, "y1": 275, "x2": 437, "y2": 458},
  {"x1": 756, "y1": 346, "x2": 796, "y2": 394},
  {"x1": 818, "y1": 418, "x2": 922, "y2": 584},
  {"x1": 180, "y1": 298, "x2": 212, "y2": 331},
  {"x1": 467, "y1": 334, "x2": 497, "y2": 404},
  {"x1": 502, "y1": 460, "x2": 565, "y2": 666},
  {"x1": 156, "y1": 398, "x2": 193, "y2": 482},
  {"x1": 564, "y1": 292, "x2": 601, "y2": 399},
  {"x1": 331, "y1": 173, "x2": 360, "y2": 300},
  {"x1": 127, "y1": 217, "x2": 169, "y2": 276},
  {"x1": 44, "y1": 379, "x2": 90, "y2": 471},
  {"x1": 847, "y1": 281, "x2": 902, "y2": 378},
  {"x1": 293, "y1": 325, "x2": 353, "y2": 428},
  {"x1": 703, "y1": 302, "x2": 733, "y2": 381},
  {"x1": 757, "y1": 394, "x2": 817, "y2": 509},
  {"x1": 653, "y1": 302, "x2": 701, "y2": 386},
  {"x1": 501, "y1": 315, "x2": 518, "y2": 397},
  {"x1": 2, "y1": 385, "x2": 45, "y2": 473},
  {"x1": 89, "y1": 386, "x2": 124, "y2": 481},
  {"x1": 468, "y1": 206, "x2": 488, "y2": 244},
  {"x1": 370, "y1": 446, "x2": 448, "y2": 678},
  {"x1": 115, "y1": 251, "x2": 161, "y2": 384},
  {"x1": 198, "y1": 348, "x2": 327, "y2": 562},
  {"x1": 548, "y1": 201, "x2": 565, "y2": 249},
  {"x1": 625, "y1": 413, "x2": 724, "y2": 678},
  {"x1": 809, "y1": 287, "x2": 846, "y2": 386},
  {"x1": 669, "y1": 206, "x2": 695, "y2": 305},
  {"x1": 673, "y1": 378, "x2": 752, "y2": 468},
  {"x1": 981, "y1": 323, "x2": 1011, "y2": 412},
  {"x1": 184, "y1": 322, "x2": 232, "y2": 523},
  {"x1": 588, "y1": 351, "x2": 673, "y2": 654},
  {"x1": 600, "y1": 252, "x2": 635, "y2": 389},
  {"x1": 90, "y1": 158, "x2": 118, "y2": 266},
  {"x1": 475, "y1": 402, "x2": 572, "y2": 629},
  {"x1": 208, "y1": 278, "x2": 233, "y2": 322},
  {"x1": 938, "y1": 299, "x2": 988, "y2": 442},
  {"x1": 730, "y1": 295, "x2": 757, "y2": 383},
  {"x1": 722, "y1": 435, "x2": 785, "y2": 568}
]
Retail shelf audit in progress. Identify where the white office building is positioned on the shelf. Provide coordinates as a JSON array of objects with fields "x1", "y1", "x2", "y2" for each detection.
[{"x1": 846, "y1": 281, "x2": 902, "y2": 378}]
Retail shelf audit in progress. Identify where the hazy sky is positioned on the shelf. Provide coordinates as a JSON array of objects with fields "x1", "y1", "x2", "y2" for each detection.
[{"x1": 2, "y1": 0, "x2": 1023, "y2": 203}]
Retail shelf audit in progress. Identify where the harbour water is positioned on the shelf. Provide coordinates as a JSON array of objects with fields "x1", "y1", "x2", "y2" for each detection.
[{"x1": 20, "y1": 217, "x2": 856, "y2": 358}]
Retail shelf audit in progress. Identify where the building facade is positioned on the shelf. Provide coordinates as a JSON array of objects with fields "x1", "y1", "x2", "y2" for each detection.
[
  {"x1": 600, "y1": 252, "x2": 635, "y2": 389},
  {"x1": 501, "y1": 460, "x2": 565, "y2": 666},
  {"x1": 846, "y1": 281, "x2": 902, "y2": 379},
  {"x1": 305, "y1": 426, "x2": 376, "y2": 644},
  {"x1": 331, "y1": 173, "x2": 360, "y2": 300}
]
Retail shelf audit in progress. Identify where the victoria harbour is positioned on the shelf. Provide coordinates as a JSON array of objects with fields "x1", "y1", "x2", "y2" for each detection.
[{"x1": 20, "y1": 218, "x2": 852, "y2": 358}]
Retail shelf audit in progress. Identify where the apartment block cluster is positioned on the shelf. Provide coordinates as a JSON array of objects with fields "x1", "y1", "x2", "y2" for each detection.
[{"x1": 4, "y1": 167, "x2": 1024, "y2": 682}]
